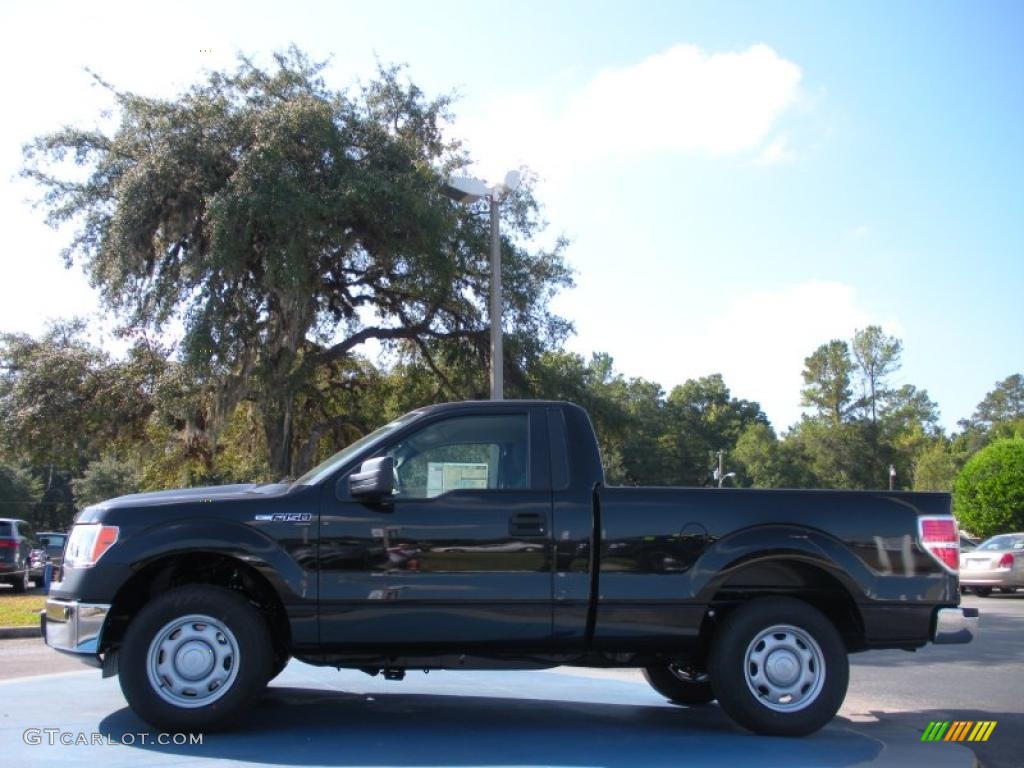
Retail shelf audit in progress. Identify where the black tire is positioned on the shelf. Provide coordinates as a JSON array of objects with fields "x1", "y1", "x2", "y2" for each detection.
[
  {"x1": 118, "y1": 585, "x2": 273, "y2": 732},
  {"x1": 998, "y1": 588, "x2": 1017, "y2": 595},
  {"x1": 709, "y1": 597, "x2": 849, "y2": 737},
  {"x1": 11, "y1": 566, "x2": 29, "y2": 594},
  {"x1": 268, "y1": 654, "x2": 291, "y2": 682},
  {"x1": 974, "y1": 587, "x2": 993, "y2": 597},
  {"x1": 643, "y1": 663, "x2": 715, "y2": 705}
]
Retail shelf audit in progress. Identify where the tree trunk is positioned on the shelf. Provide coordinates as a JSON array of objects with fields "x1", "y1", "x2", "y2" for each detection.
[{"x1": 264, "y1": 402, "x2": 294, "y2": 479}]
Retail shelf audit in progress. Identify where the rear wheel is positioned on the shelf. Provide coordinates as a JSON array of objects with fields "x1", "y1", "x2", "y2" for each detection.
[
  {"x1": 268, "y1": 654, "x2": 291, "y2": 682},
  {"x1": 118, "y1": 585, "x2": 273, "y2": 732},
  {"x1": 709, "y1": 597, "x2": 848, "y2": 736},
  {"x1": 11, "y1": 565, "x2": 29, "y2": 594},
  {"x1": 642, "y1": 663, "x2": 715, "y2": 705},
  {"x1": 998, "y1": 587, "x2": 1017, "y2": 595}
]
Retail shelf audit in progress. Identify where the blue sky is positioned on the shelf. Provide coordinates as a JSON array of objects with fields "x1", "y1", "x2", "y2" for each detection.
[{"x1": 1, "y1": 0, "x2": 1021, "y2": 431}]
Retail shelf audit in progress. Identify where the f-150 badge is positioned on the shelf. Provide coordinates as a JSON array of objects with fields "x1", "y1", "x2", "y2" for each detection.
[{"x1": 254, "y1": 513, "x2": 312, "y2": 522}]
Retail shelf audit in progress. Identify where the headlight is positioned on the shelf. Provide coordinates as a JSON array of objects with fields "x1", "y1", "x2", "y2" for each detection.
[{"x1": 64, "y1": 524, "x2": 119, "y2": 568}]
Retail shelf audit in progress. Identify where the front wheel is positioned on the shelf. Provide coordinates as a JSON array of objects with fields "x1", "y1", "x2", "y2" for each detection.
[
  {"x1": 643, "y1": 663, "x2": 715, "y2": 705},
  {"x1": 709, "y1": 597, "x2": 848, "y2": 737},
  {"x1": 118, "y1": 585, "x2": 273, "y2": 732},
  {"x1": 973, "y1": 587, "x2": 993, "y2": 597}
]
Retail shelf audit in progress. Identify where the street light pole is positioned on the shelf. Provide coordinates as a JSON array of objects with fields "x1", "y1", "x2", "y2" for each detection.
[
  {"x1": 489, "y1": 194, "x2": 503, "y2": 400},
  {"x1": 442, "y1": 171, "x2": 521, "y2": 402}
]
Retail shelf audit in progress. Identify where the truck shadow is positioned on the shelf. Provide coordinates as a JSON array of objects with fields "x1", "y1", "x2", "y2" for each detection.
[{"x1": 98, "y1": 686, "x2": 880, "y2": 767}]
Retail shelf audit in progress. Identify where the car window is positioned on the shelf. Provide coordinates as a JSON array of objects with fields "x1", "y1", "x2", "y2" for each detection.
[
  {"x1": 384, "y1": 414, "x2": 529, "y2": 499},
  {"x1": 0, "y1": 522, "x2": 12, "y2": 537},
  {"x1": 39, "y1": 534, "x2": 67, "y2": 548},
  {"x1": 977, "y1": 535, "x2": 1024, "y2": 551}
]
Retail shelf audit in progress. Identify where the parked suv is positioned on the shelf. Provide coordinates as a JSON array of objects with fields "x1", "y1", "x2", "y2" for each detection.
[{"x1": 0, "y1": 518, "x2": 42, "y2": 592}]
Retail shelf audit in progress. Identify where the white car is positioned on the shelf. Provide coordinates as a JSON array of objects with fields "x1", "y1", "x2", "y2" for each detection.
[{"x1": 960, "y1": 532, "x2": 1024, "y2": 596}]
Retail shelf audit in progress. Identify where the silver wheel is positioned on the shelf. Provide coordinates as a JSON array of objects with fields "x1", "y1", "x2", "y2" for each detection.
[
  {"x1": 146, "y1": 614, "x2": 240, "y2": 708},
  {"x1": 743, "y1": 623, "x2": 825, "y2": 713}
]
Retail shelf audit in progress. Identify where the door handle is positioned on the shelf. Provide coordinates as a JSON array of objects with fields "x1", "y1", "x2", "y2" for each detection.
[{"x1": 509, "y1": 512, "x2": 546, "y2": 538}]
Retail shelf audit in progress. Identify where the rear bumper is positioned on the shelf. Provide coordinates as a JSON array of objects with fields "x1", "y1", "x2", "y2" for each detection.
[
  {"x1": 932, "y1": 606, "x2": 979, "y2": 644},
  {"x1": 41, "y1": 598, "x2": 110, "y2": 667},
  {"x1": 959, "y1": 568, "x2": 1021, "y2": 587}
]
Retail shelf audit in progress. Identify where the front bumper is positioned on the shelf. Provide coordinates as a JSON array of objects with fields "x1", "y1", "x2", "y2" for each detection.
[
  {"x1": 932, "y1": 606, "x2": 979, "y2": 644},
  {"x1": 41, "y1": 598, "x2": 110, "y2": 667}
]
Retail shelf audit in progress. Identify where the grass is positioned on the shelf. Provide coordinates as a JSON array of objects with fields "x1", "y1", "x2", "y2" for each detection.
[{"x1": 0, "y1": 593, "x2": 46, "y2": 627}]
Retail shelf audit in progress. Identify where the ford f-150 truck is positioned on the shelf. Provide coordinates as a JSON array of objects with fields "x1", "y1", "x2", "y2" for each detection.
[{"x1": 43, "y1": 400, "x2": 977, "y2": 736}]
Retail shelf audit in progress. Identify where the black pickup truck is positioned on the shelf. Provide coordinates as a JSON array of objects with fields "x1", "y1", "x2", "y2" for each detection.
[{"x1": 43, "y1": 400, "x2": 977, "y2": 736}]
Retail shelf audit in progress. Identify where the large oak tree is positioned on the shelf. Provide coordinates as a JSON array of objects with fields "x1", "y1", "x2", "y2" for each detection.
[{"x1": 23, "y1": 49, "x2": 572, "y2": 476}]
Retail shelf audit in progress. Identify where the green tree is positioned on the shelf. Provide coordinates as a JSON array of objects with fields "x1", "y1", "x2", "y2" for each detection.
[
  {"x1": 956, "y1": 374, "x2": 1024, "y2": 456},
  {"x1": 659, "y1": 375, "x2": 768, "y2": 486},
  {"x1": 800, "y1": 340, "x2": 854, "y2": 425},
  {"x1": 23, "y1": 48, "x2": 572, "y2": 477},
  {"x1": 0, "y1": 462, "x2": 42, "y2": 523},
  {"x1": 968, "y1": 374, "x2": 1024, "y2": 431},
  {"x1": 0, "y1": 321, "x2": 159, "y2": 485},
  {"x1": 913, "y1": 441, "x2": 958, "y2": 491},
  {"x1": 852, "y1": 325, "x2": 902, "y2": 424},
  {"x1": 953, "y1": 438, "x2": 1024, "y2": 538},
  {"x1": 72, "y1": 454, "x2": 141, "y2": 508},
  {"x1": 733, "y1": 423, "x2": 819, "y2": 489}
]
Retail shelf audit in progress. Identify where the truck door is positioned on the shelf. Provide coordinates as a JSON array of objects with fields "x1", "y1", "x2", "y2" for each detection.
[{"x1": 318, "y1": 406, "x2": 554, "y2": 648}]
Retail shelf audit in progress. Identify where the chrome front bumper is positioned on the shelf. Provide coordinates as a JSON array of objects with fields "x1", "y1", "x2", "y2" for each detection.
[
  {"x1": 932, "y1": 606, "x2": 979, "y2": 644},
  {"x1": 41, "y1": 598, "x2": 110, "y2": 665}
]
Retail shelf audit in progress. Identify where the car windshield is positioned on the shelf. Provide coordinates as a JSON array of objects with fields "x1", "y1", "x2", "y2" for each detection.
[
  {"x1": 39, "y1": 534, "x2": 66, "y2": 548},
  {"x1": 292, "y1": 411, "x2": 422, "y2": 486},
  {"x1": 976, "y1": 534, "x2": 1024, "y2": 552}
]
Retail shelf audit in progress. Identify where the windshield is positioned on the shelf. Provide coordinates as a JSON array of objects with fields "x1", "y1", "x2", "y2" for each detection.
[
  {"x1": 292, "y1": 411, "x2": 423, "y2": 486},
  {"x1": 977, "y1": 534, "x2": 1024, "y2": 552}
]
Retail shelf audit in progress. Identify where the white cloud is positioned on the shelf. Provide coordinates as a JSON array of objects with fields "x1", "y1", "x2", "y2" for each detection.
[
  {"x1": 566, "y1": 280, "x2": 902, "y2": 431},
  {"x1": 684, "y1": 281, "x2": 904, "y2": 429},
  {"x1": 757, "y1": 134, "x2": 795, "y2": 165},
  {"x1": 455, "y1": 43, "x2": 803, "y2": 182}
]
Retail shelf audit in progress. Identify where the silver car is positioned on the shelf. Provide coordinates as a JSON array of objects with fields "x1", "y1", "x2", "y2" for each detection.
[{"x1": 960, "y1": 532, "x2": 1024, "y2": 596}]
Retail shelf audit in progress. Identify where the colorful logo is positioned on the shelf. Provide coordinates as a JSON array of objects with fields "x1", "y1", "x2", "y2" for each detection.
[{"x1": 921, "y1": 721, "x2": 996, "y2": 742}]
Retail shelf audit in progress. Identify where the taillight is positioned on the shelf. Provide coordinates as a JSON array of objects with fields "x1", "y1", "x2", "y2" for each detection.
[
  {"x1": 919, "y1": 516, "x2": 959, "y2": 573},
  {"x1": 63, "y1": 524, "x2": 119, "y2": 568},
  {"x1": 998, "y1": 553, "x2": 1015, "y2": 569},
  {"x1": 0, "y1": 539, "x2": 17, "y2": 549}
]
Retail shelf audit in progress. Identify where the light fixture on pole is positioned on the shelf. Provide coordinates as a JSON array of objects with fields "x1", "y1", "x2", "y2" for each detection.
[{"x1": 442, "y1": 170, "x2": 521, "y2": 401}]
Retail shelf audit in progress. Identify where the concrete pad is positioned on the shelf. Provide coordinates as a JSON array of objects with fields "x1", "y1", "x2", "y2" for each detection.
[{"x1": 0, "y1": 660, "x2": 976, "y2": 767}]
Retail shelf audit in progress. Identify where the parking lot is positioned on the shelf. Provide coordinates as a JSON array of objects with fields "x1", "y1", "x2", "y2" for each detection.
[{"x1": 1, "y1": 592, "x2": 1017, "y2": 766}]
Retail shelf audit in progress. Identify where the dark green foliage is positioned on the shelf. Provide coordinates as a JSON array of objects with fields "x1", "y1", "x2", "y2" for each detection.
[
  {"x1": 22, "y1": 48, "x2": 572, "y2": 476},
  {"x1": 0, "y1": 462, "x2": 42, "y2": 520},
  {"x1": 954, "y1": 438, "x2": 1024, "y2": 538},
  {"x1": 72, "y1": 454, "x2": 141, "y2": 508}
]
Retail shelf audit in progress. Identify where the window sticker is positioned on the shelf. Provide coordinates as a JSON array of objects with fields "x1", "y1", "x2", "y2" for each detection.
[{"x1": 426, "y1": 462, "x2": 489, "y2": 497}]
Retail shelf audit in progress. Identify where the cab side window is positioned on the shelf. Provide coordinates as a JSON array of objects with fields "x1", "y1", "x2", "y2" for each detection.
[{"x1": 385, "y1": 414, "x2": 529, "y2": 499}]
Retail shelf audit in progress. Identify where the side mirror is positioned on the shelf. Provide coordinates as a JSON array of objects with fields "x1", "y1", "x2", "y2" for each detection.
[{"x1": 348, "y1": 456, "x2": 395, "y2": 499}]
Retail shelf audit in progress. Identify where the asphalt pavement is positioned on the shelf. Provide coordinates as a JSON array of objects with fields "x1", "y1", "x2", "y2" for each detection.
[{"x1": 1, "y1": 592, "x2": 1017, "y2": 767}]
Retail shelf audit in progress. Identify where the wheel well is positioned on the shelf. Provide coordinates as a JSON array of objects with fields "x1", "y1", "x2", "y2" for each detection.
[
  {"x1": 706, "y1": 559, "x2": 866, "y2": 653},
  {"x1": 103, "y1": 552, "x2": 291, "y2": 661}
]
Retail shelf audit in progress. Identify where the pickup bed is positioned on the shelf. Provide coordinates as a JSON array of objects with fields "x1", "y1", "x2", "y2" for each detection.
[{"x1": 43, "y1": 400, "x2": 977, "y2": 736}]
